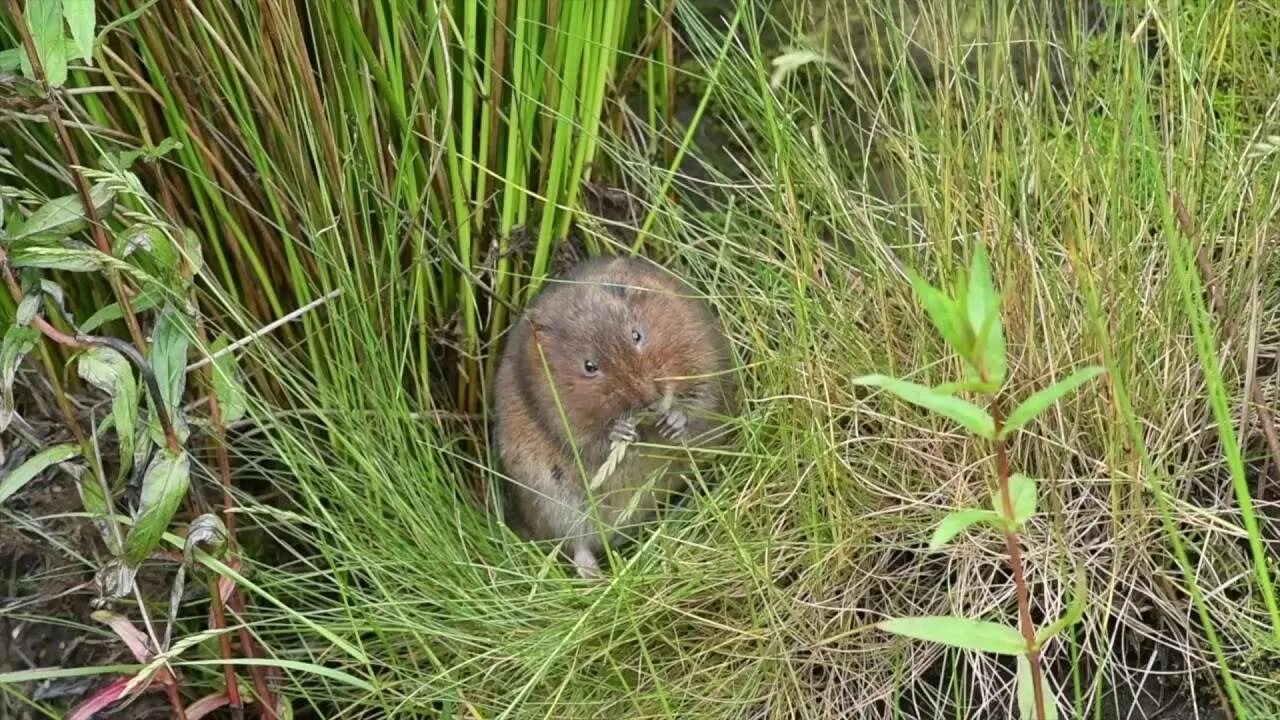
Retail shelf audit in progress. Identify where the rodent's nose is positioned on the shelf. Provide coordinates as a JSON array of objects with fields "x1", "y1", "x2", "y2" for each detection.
[{"x1": 643, "y1": 380, "x2": 662, "y2": 406}]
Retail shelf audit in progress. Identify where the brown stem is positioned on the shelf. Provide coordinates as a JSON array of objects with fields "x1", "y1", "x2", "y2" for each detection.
[
  {"x1": 225, "y1": 587, "x2": 278, "y2": 720},
  {"x1": 194, "y1": 315, "x2": 274, "y2": 719},
  {"x1": 161, "y1": 678, "x2": 190, "y2": 720},
  {"x1": 992, "y1": 403, "x2": 1048, "y2": 720},
  {"x1": 612, "y1": 0, "x2": 678, "y2": 103},
  {"x1": 6, "y1": 0, "x2": 149, "y2": 354},
  {"x1": 207, "y1": 573, "x2": 244, "y2": 719}
]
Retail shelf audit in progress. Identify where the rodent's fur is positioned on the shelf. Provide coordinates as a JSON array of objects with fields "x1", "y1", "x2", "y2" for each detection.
[{"x1": 493, "y1": 256, "x2": 735, "y2": 576}]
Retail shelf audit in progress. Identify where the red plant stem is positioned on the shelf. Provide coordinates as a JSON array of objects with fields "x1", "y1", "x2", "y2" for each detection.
[
  {"x1": 206, "y1": 573, "x2": 244, "y2": 719},
  {"x1": 6, "y1": 0, "x2": 149, "y2": 355},
  {"x1": 992, "y1": 403, "x2": 1048, "y2": 720},
  {"x1": 200, "y1": 345, "x2": 274, "y2": 718},
  {"x1": 226, "y1": 588, "x2": 278, "y2": 720},
  {"x1": 163, "y1": 679, "x2": 191, "y2": 720}
]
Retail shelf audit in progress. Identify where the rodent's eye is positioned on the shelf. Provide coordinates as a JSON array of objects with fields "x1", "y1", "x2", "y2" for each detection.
[
  {"x1": 583, "y1": 359, "x2": 600, "y2": 376},
  {"x1": 631, "y1": 328, "x2": 644, "y2": 345}
]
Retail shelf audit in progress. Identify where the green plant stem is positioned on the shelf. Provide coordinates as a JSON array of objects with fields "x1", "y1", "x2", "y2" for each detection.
[
  {"x1": 991, "y1": 402, "x2": 1047, "y2": 720},
  {"x1": 5, "y1": 0, "x2": 150, "y2": 355}
]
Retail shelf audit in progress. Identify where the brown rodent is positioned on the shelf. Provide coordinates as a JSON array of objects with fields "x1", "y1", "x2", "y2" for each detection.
[{"x1": 493, "y1": 256, "x2": 735, "y2": 577}]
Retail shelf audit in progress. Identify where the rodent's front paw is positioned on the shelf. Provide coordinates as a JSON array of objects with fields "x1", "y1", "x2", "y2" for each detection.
[
  {"x1": 656, "y1": 408, "x2": 689, "y2": 440},
  {"x1": 609, "y1": 418, "x2": 639, "y2": 444}
]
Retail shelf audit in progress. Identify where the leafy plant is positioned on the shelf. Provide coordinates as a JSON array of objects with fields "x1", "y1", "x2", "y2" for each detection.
[
  {"x1": 857, "y1": 245, "x2": 1105, "y2": 720},
  {"x1": 1, "y1": 2, "x2": 275, "y2": 716}
]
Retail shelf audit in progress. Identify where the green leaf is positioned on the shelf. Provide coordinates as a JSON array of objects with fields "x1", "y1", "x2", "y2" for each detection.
[
  {"x1": 209, "y1": 335, "x2": 246, "y2": 424},
  {"x1": 77, "y1": 286, "x2": 162, "y2": 333},
  {"x1": 24, "y1": 0, "x2": 67, "y2": 86},
  {"x1": 975, "y1": 303, "x2": 1006, "y2": 387},
  {"x1": 124, "y1": 448, "x2": 189, "y2": 566},
  {"x1": 15, "y1": 294, "x2": 41, "y2": 327},
  {"x1": 149, "y1": 305, "x2": 190, "y2": 420},
  {"x1": 933, "y1": 378, "x2": 999, "y2": 396},
  {"x1": 14, "y1": 185, "x2": 116, "y2": 241},
  {"x1": 909, "y1": 269, "x2": 974, "y2": 358},
  {"x1": 1000, "y1": 366, "x2": 1107, "y2": 439},
  {"x1": 115, "y1": 224, "x2": 178, "y2": 272},
  {"x1": 76, "y1": 463, "x2": 108, "y2": 516},
  {"x1": 77, "y1": 346, "x2": 138, "y2": 480},
  {"x1": 878, "y1": 616, "x2": 1028, "y2": 655},
  {"x1": 0, "y1": 48, "x2": 22, "y2": 72},
  {"x1": 992, "y1": 473, "x2": 1036, "y2": 525},
  {"x1": 966, "y1": 245, "x2": 1005, "y2": 386},
  {"x1": 1036, "y1": 562, "x2": 1089, "y2": 646},
  {"x1": 852, "y1": 374, "x2": 996, "y2": 439},
  {"x1": 39, "y1": 279, "x2": 67, "y2": 315},
  {"x1": 1, "y1": 326, "x2": 40, "y2": 433},
  {"x1": 9, "y1": 245, "x2": 106, "y2": 272},
  {"x1": 929, "y1": 508, "x2": 1005, "y2": 549},
  {"x1": 0, "y1": 443, "x2": 80, "y2": 505},
  {"x1": 63, "y1": 0, "x2": 95, "y2": 62},
  {"x1": 179, "y1": 228, "x2": 202, "y2": 277}
]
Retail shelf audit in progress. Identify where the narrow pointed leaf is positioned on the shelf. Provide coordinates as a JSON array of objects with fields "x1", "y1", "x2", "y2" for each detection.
[
  {"x1": 186, "y1": 692, "x2": 232, "y2": 720},
  {"x1": 91, "y1": 610, "x2": 151, "y2": 662},
  {"x1": 1, "y1": 326, "x2": 40, "y2": 433},
  {"x1": 934, "y1": 378, "x2": 998, "y2": 396},
  {"x1": 15, "y1": 294, "x2": 41, "y2": 327},
  {"x1": 929, "y1": 508, "x2": 1004, "y2": 549},
  {"x1": 853, "y1": 375, "x2": 995, "y2": 438},
  {"x1": 13, "y1": 185, "x2": 116, "y2": 240},
  {"x1": 909, "y1": 270, "x2": 972, "y2": 357},
  {"x1": 77, "y1": 285, "x2": 162, "y2": 333},
  {"x1": 879, "y1": 616, "x2": 1028, "y2": 655},
  {"x1": 1000, "y1": 366, "x2": 1107, "y2": 439},
  {"x1": 966, "y1": 245, "x2": 1006, "y2": 385},
  {"x1": 209, "y1": 335, "x2": 247, "y2": 424},
  {"x1": 1036, "y1": 562, "x2": 1089, "y2": 646},
  {"x1": 9, "y1": 245, "x2": 106, "y2": 272},
  {"x1": 123, "y1": 449, "x2": 189, "y2": 566},
  {"x1": 24, "y1": 0, "x2": 67, "y2": 86},
  {"x1": 63, "y1": 0, "x2": 95, "y2": 61},
  {"x1": 0, "y1": 443, "x2": 80, "y2": 505},
  {"x1": 149, "y1": 305, "x2": 191, "y2": 419},
  {"x1": 67, "y1": 676, "x2": 133, "y2": 720},
  {"x1": 975, "y1": 303, "x2": 1007, "y2": 387},
  {"x1": 77, "y1": 346, "x2": 138, "y2": 480}
]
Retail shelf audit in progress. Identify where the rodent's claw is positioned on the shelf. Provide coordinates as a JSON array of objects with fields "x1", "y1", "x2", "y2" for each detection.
[
  {"x1": 657, "y1": 408, "x2": 689, "y2": 440},
  {"x1": 609, "y1": 418, "x2": 639, "y2": 444}
]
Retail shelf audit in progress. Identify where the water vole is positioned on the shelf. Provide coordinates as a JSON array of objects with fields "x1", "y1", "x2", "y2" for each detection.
[{"x1": 493, "y1": 256, "x2": 735, "y2": 576}]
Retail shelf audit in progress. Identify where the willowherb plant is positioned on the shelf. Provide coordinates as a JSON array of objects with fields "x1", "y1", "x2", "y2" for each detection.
[
  {"x1": 855, "y1": 244, "x2": 1104, "y2": 720},
  {"x1": 0, "y1": 2, "x2": 276, "y2": 717}
]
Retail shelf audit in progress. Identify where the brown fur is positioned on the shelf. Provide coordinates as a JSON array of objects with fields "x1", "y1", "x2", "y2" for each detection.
[{"x1": 493, "y1": 256, "x2": 735, "y2": 575}]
